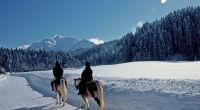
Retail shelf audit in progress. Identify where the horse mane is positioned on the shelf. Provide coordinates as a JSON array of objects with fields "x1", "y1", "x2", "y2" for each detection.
[{"x1": 74, "y1": 77, "x2": 81, "y2": 81}]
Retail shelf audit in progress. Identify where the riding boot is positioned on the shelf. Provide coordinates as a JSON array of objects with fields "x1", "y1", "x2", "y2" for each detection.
[
  {"x1": 51, "y1": 81, "x2": 54, "y2": 91},
  {"x1": 78, "y1": 87, "x2": 82, "y2": 95},
  {"x1": 78, "y1": 85, "x2": 83, "y2": 95}
]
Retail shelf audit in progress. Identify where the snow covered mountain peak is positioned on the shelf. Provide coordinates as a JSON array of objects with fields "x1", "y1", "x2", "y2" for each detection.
[
  {"x1": 89, "y1": 38, "x2": 104, "y2": 45},
  {"x1": 17, "y1": 45, "x2": 30, "y2": 49},
  {"x1": 52, "y1": 35, "x2": 64, "y2": 39},
  {"x1": 25, "y1": 35, "x2": 96, "y2": 52}
]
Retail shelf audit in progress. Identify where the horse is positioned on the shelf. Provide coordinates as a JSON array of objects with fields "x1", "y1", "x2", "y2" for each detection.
[
  {"x1": 52, "y1": 78, "x2": 68, "y2": 107},
  {"x1": 74, "y1": 78, "x2": 104, "y2": 110}
]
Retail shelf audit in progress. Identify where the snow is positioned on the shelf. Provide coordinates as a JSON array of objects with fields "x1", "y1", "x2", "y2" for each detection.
[
  {"x1": 64, "y1": 61, "x2": 200, "y2": 79},
  {"x1": 17, "y1": 45, "x2": 30, "y2": 49},
  {"x1": 89, "y1": 38, "x2": 104, "y2": 45},
  {"x1": 26, "y1": 35, "x2": 96, "y2": 52},
  {"x1": 0, "y1": 74, "x2": 6, "y2": 81},
  {"x1": 1, "y1": 61, "x2": 200, "y2": 110},
  {"x1": 71, "y1": 39, "x2": 95, "y2": 50},
  {"x1": 161, "y1": 0, "x2": 168, "y2": 4},
  {"x1": 0, "y1": 75, "x2": 81, "y2": 110}
]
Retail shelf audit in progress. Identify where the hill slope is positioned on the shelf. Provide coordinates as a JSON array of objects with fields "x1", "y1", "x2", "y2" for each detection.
[{"x1": 70, "y1": 7, "x2": 200, "y2": 66}]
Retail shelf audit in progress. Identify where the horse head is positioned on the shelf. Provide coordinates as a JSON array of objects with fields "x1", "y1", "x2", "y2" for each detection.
[{"x1": 74, "y1": 77, "x2": 81, "y2": 90}]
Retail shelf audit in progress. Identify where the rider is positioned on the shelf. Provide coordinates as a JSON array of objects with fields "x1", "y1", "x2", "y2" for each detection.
[
  {"x1": 51, "y1": 61, "x2": 64, "y2": 91},
  {"x1": 78, "y1": 61, "x2": 93, "y2": 95}
]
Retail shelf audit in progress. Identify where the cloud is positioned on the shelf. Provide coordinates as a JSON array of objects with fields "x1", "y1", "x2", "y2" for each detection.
[
  {"x1": 131, "y1": 27, "x2": 137, "y2": 34},
  {"x1": 137, "y1": 21, "x2": 143, "y2": 28},
  {"x1": 161, "y1": 0, "x2": 167, "y2": 4},
  {"x1": 89, "y1": 38, "x2": 104, "y2": 45},
  {"x1": 131, "y1": 21, "x2": 144, "y2": 34}
]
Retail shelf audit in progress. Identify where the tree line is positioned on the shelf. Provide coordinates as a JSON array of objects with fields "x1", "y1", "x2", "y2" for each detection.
[
  {"x1": 0, "y1": 48, "x2": 81, "y2": 72},
  {"x1": 71, "y1": 6, "x2": 200, "y2": 65}
]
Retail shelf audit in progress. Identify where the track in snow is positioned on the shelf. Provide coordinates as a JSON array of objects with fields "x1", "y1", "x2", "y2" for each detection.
[{"x1": 0, "y1": 75, "x2": 81, "y2": 110}]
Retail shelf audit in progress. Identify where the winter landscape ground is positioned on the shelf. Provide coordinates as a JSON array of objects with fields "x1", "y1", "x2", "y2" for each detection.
[{"x1": 0, "y1": 61, "x2": 200, "y2": 110}]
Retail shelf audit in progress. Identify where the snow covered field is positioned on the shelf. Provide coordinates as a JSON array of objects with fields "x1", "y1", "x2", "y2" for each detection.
[
  {"x1": 0, "y1": 61, "x2": 200, "y2": 110},
  {"x1": 64, "y1": 61, "x2": 200, "y2": 79},
  {"x1": 0, "y1": 74, "x2": 6, "y2": 81}
]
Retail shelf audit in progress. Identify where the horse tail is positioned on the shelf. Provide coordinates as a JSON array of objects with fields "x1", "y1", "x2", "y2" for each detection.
[
  {"x1": 96, "y1": 81, "x2": 104, "y2": 110},
  {"x1": 60, "y1": 79, "x2": 68, "y2": 103}
]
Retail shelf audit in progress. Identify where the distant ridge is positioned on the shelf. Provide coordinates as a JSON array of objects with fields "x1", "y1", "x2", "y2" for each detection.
[{"x1": 22, "y1": 35, "x2": 97, "y2": 52}]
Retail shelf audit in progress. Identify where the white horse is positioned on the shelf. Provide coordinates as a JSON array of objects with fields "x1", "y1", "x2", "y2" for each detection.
[
  {"x1": 74, "y1": 78, "x2": 105, "y2": 110},
  {"x1": 52, "y1": 78, "x2": 68, "y2": 107}
]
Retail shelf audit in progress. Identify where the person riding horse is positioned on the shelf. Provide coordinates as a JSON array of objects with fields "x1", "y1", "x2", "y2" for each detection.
[
  {"x1": 74, "y1": 62, "x2": 104, "y2": 110},
  {"x1": 78, "y1": 61, "x2": 93, "y2": 95},
  {"x1": 51, "y1": 61, "x2": 66, "y2": 91}
]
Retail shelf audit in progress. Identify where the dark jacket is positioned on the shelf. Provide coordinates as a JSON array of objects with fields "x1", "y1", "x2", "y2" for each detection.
[
  {"x1": 53, "y1": 61, "x2": 63, "y2": 79},
  {"x1": 78, "y1": 62, "x2": 93, "y2": 94},
  {"x1": 81, "y1": 67, "x2": 93, "y2": 83}
]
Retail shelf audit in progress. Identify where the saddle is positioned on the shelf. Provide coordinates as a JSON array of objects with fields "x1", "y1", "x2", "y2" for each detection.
[
  {"x1": 54, "y1": 78, "x2": 66, "y2": 85},
  {"x1": 86, "y1": 80, "x2": 98, "y2": 91}
]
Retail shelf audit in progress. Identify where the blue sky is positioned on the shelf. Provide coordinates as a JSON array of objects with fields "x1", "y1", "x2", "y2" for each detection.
[{"x1": 0, "y1": 0, "x2": 199, "y2": 48}]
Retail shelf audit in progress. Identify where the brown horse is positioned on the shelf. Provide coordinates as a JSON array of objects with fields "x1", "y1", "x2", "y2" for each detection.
[
  {"x1": 74, "y1": 78, "x2": 104, "y2": 110},
  {"x1": 52, "y1": 78, "x2": 68, "y2": 107}
]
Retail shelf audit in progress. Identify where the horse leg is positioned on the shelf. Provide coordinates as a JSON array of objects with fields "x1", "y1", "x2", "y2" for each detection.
[
  {"x1": 56, "y1": 92, "x2": 60, "y2": 105},
  {"x1": 62, "y1": 94, "x2": 67, "y2": 107},
  {"x1": 58, "y1": 92, "x2": 62, "y2": 105},
  {"x1": 85, "y1": 97, "x2": 89, "y2": 110},
  {"x1": 81, "y1": 95, "x2": 89, "y2": 110},
  {"x1": 61, "y1": 79, "x2": 67, "y2": 107},
  {"x1": 62, "y1": 92, "x2": 67, "y2": 107},
  {"x1": 80, "y1": 98, "x2": 84, "y2": 108},
  {"x1": 93, "y1": 97, "x2": 101, "y2": 110},
  {"x1": 96, "y1": 83, "x2": 104, "y2": 110}
]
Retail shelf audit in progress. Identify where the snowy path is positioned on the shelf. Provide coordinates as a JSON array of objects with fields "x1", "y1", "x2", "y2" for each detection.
[
  {"x1": 17, "y1": 72, "x2": 200, "y2": 110},
  {"x1": 0, "y1": 75, "x2": 81, "y2": 110}
]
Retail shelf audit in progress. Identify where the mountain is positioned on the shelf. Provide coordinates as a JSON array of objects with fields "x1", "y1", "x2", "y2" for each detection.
[
  {"x1": 71, "y1": 6, "x2": 200, "y2": 65},
  {"x1": 12, "y1": 7, "x2": 200, "y2": 69},
  {"x1": 70, "y1": 33, "x2": 134, "y2": 65},
  {"x1": 88, "y1": 38, "x2": 104, "y2": 45},
  {"x1": 26, "y1": 35, "x2": 96, "y2": 52},
  {"x1": 17, "y1": 45, "x2": 30, "y2": 49},
  {"x1": 132, "y1": 6, "x2": 200, "y2": 61},
  {"x1": 71, "y1": 39, "x2": 96, "y2": 51}
]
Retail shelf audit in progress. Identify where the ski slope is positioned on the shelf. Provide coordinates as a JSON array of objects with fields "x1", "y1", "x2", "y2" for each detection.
[{"x1": 0, "y1": 61, "x2": 200, "y2": 110}]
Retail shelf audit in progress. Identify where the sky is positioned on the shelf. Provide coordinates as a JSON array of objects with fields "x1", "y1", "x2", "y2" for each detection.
[{"x1": 0, "y1": 0, "x2": 199, "y2": 48}]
